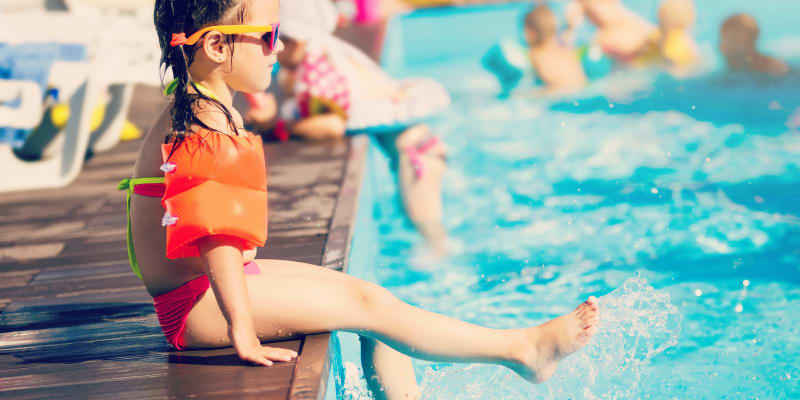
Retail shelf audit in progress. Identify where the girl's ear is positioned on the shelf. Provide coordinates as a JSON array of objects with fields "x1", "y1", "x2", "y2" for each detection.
[{"x1": 201, "y1": 31, "x2": 229, "y2": 63}]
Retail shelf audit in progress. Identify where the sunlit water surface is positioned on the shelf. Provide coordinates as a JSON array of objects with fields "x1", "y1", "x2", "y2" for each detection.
[{"x1": 333, "y1": 1, "x2": 800, "y2": 399}]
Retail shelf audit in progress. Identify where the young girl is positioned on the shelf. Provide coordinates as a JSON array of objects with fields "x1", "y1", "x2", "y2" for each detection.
[
  {"x1": 122, "y1": 0, "x2": 599, "y2": 395},
  {"x1": 267, "y1": 0, "x2": 450, "y2": 256},
  {"x1": 523, "y1": 6, "x2": 588, "y2": 93}
]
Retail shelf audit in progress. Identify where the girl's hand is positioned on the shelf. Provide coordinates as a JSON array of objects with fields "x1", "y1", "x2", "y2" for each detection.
[{"x1": 231, "y1": 327, "x2": 298, "y2": 366}]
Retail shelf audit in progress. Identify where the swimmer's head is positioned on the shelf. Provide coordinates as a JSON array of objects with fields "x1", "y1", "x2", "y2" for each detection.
[
  {"x1": 720, "y1": 13, "x2": 759, "y2": 57},
  {"x1": 658, "y1": 0, "x2": 695, "y2": 31},
  {"x1": 276, "y1": 36, "x2": 306, "y2": 69},
  {"x1": 275, "y1": 36, "x2": 306, "y2": 95},
  {"x1": 524, "y1": 6, "x2": 558, "y2": 47}
]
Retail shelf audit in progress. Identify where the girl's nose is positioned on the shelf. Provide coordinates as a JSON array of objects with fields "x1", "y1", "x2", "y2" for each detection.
[{"x1": 273, "y1": 38, "x2": 285, "y2": 54}]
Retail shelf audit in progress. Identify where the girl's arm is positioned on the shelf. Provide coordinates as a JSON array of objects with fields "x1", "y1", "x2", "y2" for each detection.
[
  {"x1": 289, "y1": 113, "x2": 347, "y2": 140},
  {"x1": 198, "y1": 235, "x2": 297, "y2": 366}
]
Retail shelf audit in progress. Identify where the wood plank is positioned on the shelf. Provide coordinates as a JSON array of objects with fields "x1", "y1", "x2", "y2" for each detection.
[
  {"x1": 31, "y1": 262, "x2": 130, "y2": 283},
  {"x1": 3, "y1": 286, "x2": 152, "y2": 314},
  {"x1": 0, "y1": 361, "x2": 296, "y2": 400},
  {"x1": 323, "y1": 136, "x2": 366, "y2": 272},
  {"x1": 0, "y1": 249, "x2": 129, "y2": 272},
  {"x1": 289, "y1": 333, "x2": 332, "y2": 400},
  {"x1": 0, "y1": 270, "x2": 38, "y2": 288},
  {"x1": 0, "y1": 317, "x2": 160, "y2": 351},
  {"x1": 1, "y1": 336, "x2": 301, "y2": 399},
  {"x1": 0, "y1": 272, "x2": 142, "y2": 301},
  {"x1": 0, "y1": 301, "x2": 154, "y2": 333}
]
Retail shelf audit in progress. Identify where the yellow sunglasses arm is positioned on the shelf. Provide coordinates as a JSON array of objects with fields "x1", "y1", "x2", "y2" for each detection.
[{"x1": 181, "y1": 25, "x2": 274, "y2": 46}]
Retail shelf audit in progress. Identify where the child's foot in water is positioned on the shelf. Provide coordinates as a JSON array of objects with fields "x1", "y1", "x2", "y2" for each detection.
[{"x1": 512, "y1": 296, "x2": 599, "y2": 383}]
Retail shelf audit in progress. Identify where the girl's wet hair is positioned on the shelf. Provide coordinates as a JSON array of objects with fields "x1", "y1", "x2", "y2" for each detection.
[{"x1": 154, "y1": 0, "x2": 250, "y2": 145}]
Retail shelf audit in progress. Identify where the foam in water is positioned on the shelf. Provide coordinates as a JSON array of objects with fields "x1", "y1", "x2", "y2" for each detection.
[
  {"x1": 417, "y1": 277, "x2": 681, "y2": 400},
  {"x1": 340, "y1": 361, "x2": 375, "y2": 400}
]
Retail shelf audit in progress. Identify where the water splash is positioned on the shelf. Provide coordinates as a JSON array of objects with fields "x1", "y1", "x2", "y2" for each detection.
[
  {"x1": 419, "y1": 277, "x2": 681, "y2": 399},
  {"x1": 339, "y1": 361, "x2": 375, "y2": 400}
]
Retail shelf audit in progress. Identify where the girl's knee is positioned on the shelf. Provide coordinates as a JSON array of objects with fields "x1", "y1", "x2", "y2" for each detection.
[{"x1": 350, "y1": 281, "x2": 398, "y2": 312}]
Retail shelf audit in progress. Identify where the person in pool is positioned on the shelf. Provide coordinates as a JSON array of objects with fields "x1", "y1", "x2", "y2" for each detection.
[
  {"x1": 255, "y1": 0, "x2": 450, "y2": 256},
  {"x1": 275, "y1": 33, "x2": 449, "y2": 254},
  {"x1": 523, "y1": 5, "x2": 587, "y2": 93},
  {"x1": 654, "y1": 0, "x2": 699, "y2": 70},
  {"x1": 719, "y1": 13, "x2": 789, "y2": 77},
  {"x1": 122, "y1": 0, "x2": 600, "y2": 398},
  {"x1": 570, "y1": 0, "x2": 657, "y2": 64},
  {"x1": 569, "y1": 0, "x2": 699, "y2": 71}
]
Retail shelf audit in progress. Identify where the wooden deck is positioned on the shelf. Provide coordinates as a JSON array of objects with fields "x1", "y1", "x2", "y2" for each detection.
[{"x1": 0, "y1": 84, "x2": 367, "y2": 399}]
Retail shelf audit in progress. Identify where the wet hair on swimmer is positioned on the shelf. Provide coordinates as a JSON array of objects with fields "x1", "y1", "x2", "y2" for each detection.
[
  {"x1": 154, "y1": 0, "x2": 251, "y2": 146},
  {"x1": 524, "y1": 6, "x2": 558, "y2": 46}
]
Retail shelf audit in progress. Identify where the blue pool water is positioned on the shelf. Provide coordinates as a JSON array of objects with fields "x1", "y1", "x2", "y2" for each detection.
[{"x1": 331, "y1": 1, "x2": 800, "y2": 399}]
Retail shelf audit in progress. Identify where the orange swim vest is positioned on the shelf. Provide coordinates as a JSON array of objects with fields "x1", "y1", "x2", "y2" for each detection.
[{"x1": 160, "y1": 129, "x2": 267, "y2": 259}]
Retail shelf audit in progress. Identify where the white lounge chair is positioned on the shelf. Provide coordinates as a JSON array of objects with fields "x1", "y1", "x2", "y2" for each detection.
[
  {"x1": 0, "y1": 61, "x2": 99, "y2": 193},
  {"x1": 88, "y1": 82, "x2": 135, "y2": 153},
  {"x1": 2, "y1": 3, "x2": 155, "y2": 156}
]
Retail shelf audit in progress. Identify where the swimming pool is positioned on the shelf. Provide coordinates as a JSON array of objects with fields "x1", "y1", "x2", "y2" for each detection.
[{"x1": 330, "y1": 1, "x2": 800, "y2": 398}]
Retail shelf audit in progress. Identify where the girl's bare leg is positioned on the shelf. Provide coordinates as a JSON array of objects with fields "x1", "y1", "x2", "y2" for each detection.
[
  {"x1": 360, "y1": 336, "x2": 421, "y2": 400},
  {"x1": 244, "y1": 260, "x2": 420, "y2": 398},
  {"x1": 181, "y1": 259, "x2": 599, "y2": 383},
  {"x1": 396, "y1": 125, "x2": 448, "y2": 255}
]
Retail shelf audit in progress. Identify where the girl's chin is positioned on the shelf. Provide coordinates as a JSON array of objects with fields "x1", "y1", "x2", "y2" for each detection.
[{"x1": 243, "y1": 79, "x2": 272, "y2": 94}]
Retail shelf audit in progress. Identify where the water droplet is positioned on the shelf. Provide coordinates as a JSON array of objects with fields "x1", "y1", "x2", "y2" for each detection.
[
  {"x1": 159, "y1": 162, "x2": 177, "y2": 173},
  {"x1": 705, "y1": 157, "x2": 711, "y2": 162},
  {"x1": 734, "y1": 303, "x2": 743, "y2": 313},
  {"x1": 742, "y1": 280, "x2": 750, "y2": 287},
  {"x1": 650, "y1": 188, "x2": 658, "y2": 194},
  {"x1": 161, "y1": 212, "x2": 178, "y2": 227},
  {"x1": 694, "y1": 289, "x2": 702, "y2": 296},
  {"x1": 608, "y1": 103, "x2": 615, "y2": 109}
]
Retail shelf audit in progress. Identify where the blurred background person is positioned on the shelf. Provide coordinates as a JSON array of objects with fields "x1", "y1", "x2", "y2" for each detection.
[
  {"x1": 719, "y1": 13, "x2": 790, "y2": 77},
  {"x1": 524, "y1": 5, "x2": 587, "y2": 93},
  {"x1": 246, "y1": 0, "x2": 450, "y2": 256},
  {"x1": 654, "y1": 0, "x2": 700, "y2": 71},
  {"x1": 573, "y1": 0, "x2": 657, "y2": 65}
]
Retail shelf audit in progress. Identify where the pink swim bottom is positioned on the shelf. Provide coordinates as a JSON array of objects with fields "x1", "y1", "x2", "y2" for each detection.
[{"x1": 153, "y1": 261, "x2": 262, "y2": 350}]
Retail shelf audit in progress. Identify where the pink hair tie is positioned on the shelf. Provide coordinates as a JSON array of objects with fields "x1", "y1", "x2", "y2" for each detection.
[{"x1": 170, "y1": 33, "x2": 187, "y2": 47}]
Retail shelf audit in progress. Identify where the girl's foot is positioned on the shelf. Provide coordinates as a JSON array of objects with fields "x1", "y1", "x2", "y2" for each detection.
[{"x1": 512, "y1": 296, "x2": 599, "y2": 383}]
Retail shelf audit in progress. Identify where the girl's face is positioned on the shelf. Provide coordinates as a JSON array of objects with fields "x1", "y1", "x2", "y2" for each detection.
[{"x1": 226, "y1": 0, "x2": 283, "y2": 93}]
